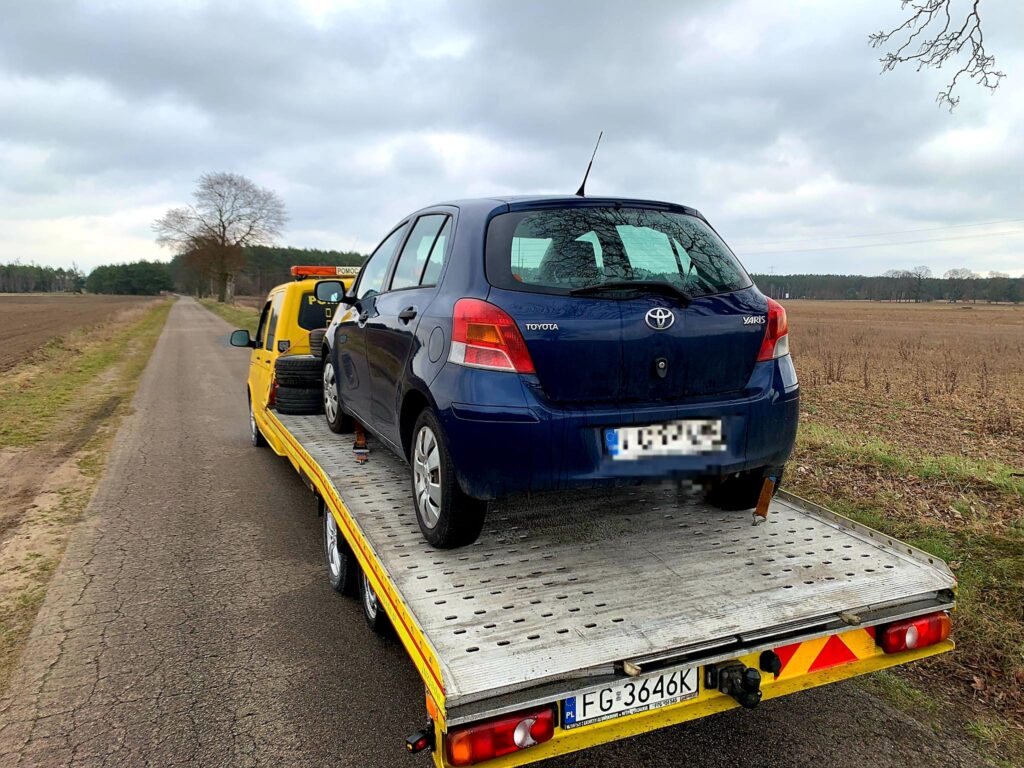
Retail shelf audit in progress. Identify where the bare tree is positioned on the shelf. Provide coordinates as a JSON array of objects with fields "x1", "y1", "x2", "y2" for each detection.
[
  {"x1": 943, "y1": 267, "x2": 975, "y2": 301},
  {"x1": 909, "y1": 265, "x2": 932, "y2": 302},
  {"x1": 870, "y1": 0, "x2": 1005, "y2": 110},
  {"x1": 154, "y1": 172, "x2": 287, "y2": 302}
]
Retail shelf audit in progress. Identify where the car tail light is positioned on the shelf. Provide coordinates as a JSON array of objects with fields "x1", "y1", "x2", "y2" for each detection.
[
  {"x1": 446, "y1": 706, "x2": 555, "y2": 766},
  {"x1": 269, "y1": 378, "x2": 278, "y2": 407},
  {"x1": 879, "y1": 612, "x2": 951, "y2": 654},
  {"x1": 756, "y1": 298, "x2": 789, "y2": 361},
  {"x1": 449, "y1": 298, "x2": 536, "y2": 374}
]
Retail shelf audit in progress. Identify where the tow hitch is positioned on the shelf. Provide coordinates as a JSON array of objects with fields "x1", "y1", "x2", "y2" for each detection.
[{"x1": 705, "y1": 662, "x2": 762, "y2": 709}]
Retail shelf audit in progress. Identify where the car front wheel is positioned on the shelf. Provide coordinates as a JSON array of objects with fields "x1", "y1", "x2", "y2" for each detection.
[{"x1": 410, "y1": 409, "x2": 486, "y2": 548}]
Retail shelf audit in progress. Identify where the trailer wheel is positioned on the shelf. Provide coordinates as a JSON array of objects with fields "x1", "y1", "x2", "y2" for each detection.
[
  {"x1": 248, "y1": 393, "x2": 267, "y2": 447},
  {"x1": 359, "y1": 568, "x2": 392, "y2": 636},
  {"x1": 323, "y1": 358, "x2": 354, "y2": 433},
  {"x1": 322, "y1": 499, "x2": 357, "y2": 595},
  {"x1": 706, "y1": 468, "x2": 783, "y2": 511},
  {"x1": 411, "y1": 409, "x2": 486, "y2": 548}
]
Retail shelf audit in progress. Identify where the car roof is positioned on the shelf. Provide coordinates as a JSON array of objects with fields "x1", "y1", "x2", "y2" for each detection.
[{"x1": 429, "y1": 195, "x2": 704, "y2": 220}]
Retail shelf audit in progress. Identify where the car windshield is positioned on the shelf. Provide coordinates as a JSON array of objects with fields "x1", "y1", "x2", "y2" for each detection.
[{"x1": 487, "y1": 207, "x2": 751, "y2": 298}]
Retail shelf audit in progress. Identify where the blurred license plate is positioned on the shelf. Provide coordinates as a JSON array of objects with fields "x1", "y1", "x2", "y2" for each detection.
[
  {"x1": 562, "y1": 667, "x2": 699, "y2": 729},
  {"x1": 606, "y1": 419, "x2": 724, "y2": 460}
]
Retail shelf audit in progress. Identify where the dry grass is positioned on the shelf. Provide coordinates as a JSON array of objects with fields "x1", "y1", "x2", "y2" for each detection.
[{"x1": 784, "y1": 300, "x2": 1024, "y2": 759}]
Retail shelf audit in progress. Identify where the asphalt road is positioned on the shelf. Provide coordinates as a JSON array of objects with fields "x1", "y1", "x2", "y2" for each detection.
[{"x1": 0, "y1": 298, "x2": 987, "y2": 768}]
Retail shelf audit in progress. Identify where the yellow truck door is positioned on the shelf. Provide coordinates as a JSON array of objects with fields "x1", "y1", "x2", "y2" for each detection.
[{"x1": 250, "y1": 290, "x2": 283, "y2": 408}]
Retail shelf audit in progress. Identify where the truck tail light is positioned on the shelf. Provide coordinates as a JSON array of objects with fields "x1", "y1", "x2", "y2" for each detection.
[
  {"x1": 879, "y1": 612, "x2": 951, "y2": 654},
  {"x1": 449, "y1": 298, "x2": 536, "y2": 374},
  {"x1": 269, "y1": 378, "x2": 278, "y2": 407},
  {"x1": 756, "y1": 298, "x2": 789, "y2": 362},
  {"x1": 446, "y1": 706, "x2": 555, "y2": 766}
]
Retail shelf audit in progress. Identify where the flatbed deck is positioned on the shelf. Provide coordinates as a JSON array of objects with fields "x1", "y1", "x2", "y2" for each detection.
[{"x1": 274, "y1": 412, "x2": 955, "y2": 727}]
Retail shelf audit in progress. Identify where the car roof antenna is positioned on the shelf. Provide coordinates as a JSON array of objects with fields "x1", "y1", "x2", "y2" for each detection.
[{"x1": 575, "y1": 131, "x2": 603, "y2": 197}]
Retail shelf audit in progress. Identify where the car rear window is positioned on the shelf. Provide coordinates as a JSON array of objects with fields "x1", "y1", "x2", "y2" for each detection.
[
  {"x1": 297, "y1": 291, "x2": 339, "y2": 331},
  {"x1": 485, "y1": 207, "x2": 751, "y2": 298}
]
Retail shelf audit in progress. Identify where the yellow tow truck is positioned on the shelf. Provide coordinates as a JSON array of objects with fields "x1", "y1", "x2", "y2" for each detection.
[{"x1": 230, "y1": 265, "x2": 358, "y2": 449}]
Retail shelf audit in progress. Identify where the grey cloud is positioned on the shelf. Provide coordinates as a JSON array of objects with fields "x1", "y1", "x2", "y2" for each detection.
[{"x1": 0, "y1": 0, "x2": 1021, "y2": 275}]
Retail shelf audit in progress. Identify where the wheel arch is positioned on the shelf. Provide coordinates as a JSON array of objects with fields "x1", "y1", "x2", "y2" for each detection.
[{"x1": 399, "y1": 386, "x2": 434, "y2": 460}]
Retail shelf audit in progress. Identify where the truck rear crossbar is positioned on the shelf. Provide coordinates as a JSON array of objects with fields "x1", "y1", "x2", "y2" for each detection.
[{"x1": 277, "y1": 413, "x2": 955, "y2": 727}]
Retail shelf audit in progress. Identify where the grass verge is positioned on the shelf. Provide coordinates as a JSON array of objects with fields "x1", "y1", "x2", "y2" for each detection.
[
  {"x1": 0, "y1": 299, "x2": 173, "y2": 692},
  {"x1": 789, "y1": 428, "x2": 1024, "y2": 764},
  {"x1": 199, "y1": 298, "x2": 259, "y2": 334}
]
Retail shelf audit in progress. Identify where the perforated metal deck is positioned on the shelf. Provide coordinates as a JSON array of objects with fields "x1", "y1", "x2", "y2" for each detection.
[{"x1": 279, "y1": 414, "x2": 955, "y2": 712}]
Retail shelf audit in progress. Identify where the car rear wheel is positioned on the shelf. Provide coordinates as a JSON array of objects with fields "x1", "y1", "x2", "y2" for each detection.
[
  {"x1": 323, "y1": 358, "x2": 354, "y2": 433},
  {"x1": 411, "y1": 409, "x2": 486, "y2": 548},
  {"x1": 359, "y1": 568, "x2": 392, "y2": 635},
  {"x1": 248, "y1": 393, "x2": 267, "y2": 447},
  {"x1": 322, "y1": 499, "x2": 356, "y2": 595},
  {"x1": 706, "y1": 469, "x2": 783, "y2": 511}
]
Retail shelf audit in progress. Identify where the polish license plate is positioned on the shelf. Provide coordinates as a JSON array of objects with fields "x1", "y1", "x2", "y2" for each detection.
[
  {"x1": 606, "y1": 419, "x2": 724, "y2": 460},
  {"x1": 563, "y1": 667, "x2": 699, "y2": 729}
]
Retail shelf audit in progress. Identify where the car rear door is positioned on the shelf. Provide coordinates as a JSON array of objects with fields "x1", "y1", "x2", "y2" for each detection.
[{"x1": 366, "y1": 213, "x2": 452, "y2": 446}]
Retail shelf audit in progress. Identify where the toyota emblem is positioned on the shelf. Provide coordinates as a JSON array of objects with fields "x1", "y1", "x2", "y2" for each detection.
[{"x1": 645, "y1": 307, "x2": 675, "y2": 331}]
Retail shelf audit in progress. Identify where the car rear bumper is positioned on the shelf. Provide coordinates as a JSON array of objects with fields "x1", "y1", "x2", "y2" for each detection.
[{"x1": 435, "y1": 358, "x2": 799, "y2": 500}]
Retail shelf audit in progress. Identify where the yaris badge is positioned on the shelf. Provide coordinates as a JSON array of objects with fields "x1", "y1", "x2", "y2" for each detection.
[{"x1": 645, "y1": 307, "x2": 675, "y2": 331}]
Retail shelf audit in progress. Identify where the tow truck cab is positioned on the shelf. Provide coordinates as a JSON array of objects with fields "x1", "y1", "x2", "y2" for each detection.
[{"x1": 234, "y1": 265, "x2": 359, "y2": 410}]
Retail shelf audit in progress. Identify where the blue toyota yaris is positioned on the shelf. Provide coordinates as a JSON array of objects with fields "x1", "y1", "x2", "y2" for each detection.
[{"x1": 317, "y1": 196, "x2": 799, "y2": 547}]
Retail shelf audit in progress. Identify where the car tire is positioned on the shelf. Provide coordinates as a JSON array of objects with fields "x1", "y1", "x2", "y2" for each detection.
[
  {"x1": 275, "y1": 354, "x2": 321, "y2": 388},
  {"x1": 322, "y1": 358, "x2": 354, "y2": 433},
  {"x1": 275, "y1": 385, "x2": 323, "y2": 415},
  {"x1": 706, "y1": 469, "x2": 783, "y2": 511},
  {"x1": 410, "y1": 409, "x2": 486, "y2": 548},
  {"x1": 308, "y1": 327, "x2": 327, "y2": 355},
  {"x1": 359, "y1": 568, "x2": 392, "y2": 636},
  {"x1": 248, "y1": 393, "x2": 267, "y2": 447},
  {"x1": 321, "y1": 498, "x2": 357, "y2": 596}
]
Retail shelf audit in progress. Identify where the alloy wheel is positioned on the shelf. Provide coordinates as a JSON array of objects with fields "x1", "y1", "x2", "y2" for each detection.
[
  {"x1": 413, "y1": 425, "x2": 442, "y2": 528},
  {"x1": 323, "y1": 362, "x2": 339, "y2": 422}
]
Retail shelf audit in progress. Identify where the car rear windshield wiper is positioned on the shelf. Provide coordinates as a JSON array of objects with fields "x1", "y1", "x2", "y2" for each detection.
[{"x1": 570, "y1": 280, "x2": 692, "y2": 305}]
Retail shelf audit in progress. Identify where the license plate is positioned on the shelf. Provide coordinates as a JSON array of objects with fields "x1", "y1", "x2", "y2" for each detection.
[
  {"x1": 606, "y1": 419, "x2": 724, "y2": 460},
  {"x1": 562, "y1": 667, "x2": 699, "y2": 729}
]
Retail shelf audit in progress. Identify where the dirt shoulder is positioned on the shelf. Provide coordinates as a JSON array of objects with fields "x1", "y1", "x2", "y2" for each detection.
[{"x1": 0, "y1": 298, "x2": 174, "y2": 692}]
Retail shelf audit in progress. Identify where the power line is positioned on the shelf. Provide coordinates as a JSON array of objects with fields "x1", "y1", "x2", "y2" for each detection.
[
  {"x1": 730, "y1": 218, "x2": 1024, "y2": 247},
  {"x1": 740, "y1": 228, "x2": 1024, "y2": 256}
]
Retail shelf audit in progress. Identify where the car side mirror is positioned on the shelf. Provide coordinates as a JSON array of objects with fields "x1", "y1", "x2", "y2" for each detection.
[
  {"x1": 315, "y1": 279, "x2": 347, "y2": 303},
  {"x1": 230, "y1": 329, "x2": 255, "y2": 348}
]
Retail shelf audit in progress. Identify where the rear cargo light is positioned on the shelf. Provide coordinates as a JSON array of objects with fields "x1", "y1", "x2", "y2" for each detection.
[
  {"x1": 756, "y1": 298, "x2": 789, "y2": 362},
  {"x1": 446, "y1": 706, "x2": 555, "y2": 766},
  {"x1": 449, "y1": 298, "x2": 536, "y2": 374},
  {"x1": 879, "y1": 612, "x2": 951, "y2": 654}
]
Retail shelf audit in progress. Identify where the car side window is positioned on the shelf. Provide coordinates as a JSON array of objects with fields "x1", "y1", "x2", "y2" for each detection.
[
  {"x1": 255, "y1": 301, "x2": 272, "y2": 348},
  {"x1": 390, "y1": 214, "x2": 449, "y2": 291},
  {"x1": 265, "y1": 292, "x2": 283, "y2": 351},
  {"x1": 420, "y1": 216, "x2": 452, "y2": 287},
  {"x1": 355, "y1": 224, "x2": 408, "y2": 301}
]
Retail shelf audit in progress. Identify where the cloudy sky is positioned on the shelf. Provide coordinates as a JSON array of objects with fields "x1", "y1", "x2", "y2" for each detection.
[{"x1": 1, "y1": 0, "x2": 1022, "y2": 276}]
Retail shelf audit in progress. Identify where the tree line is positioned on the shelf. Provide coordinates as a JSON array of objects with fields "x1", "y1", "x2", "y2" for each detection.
[
  {"x1": 169, "y1": 245, "x2": 363, "y2": 297},
  {"x1": 0, "y1": 263, "x2": 85, "y2": 293},
  {"x1": 84, "y1": 261, "x2": 173, "y2": 295},
  {"x1": 753, "y1": 268, "x2": 1023, "y2": 303}
]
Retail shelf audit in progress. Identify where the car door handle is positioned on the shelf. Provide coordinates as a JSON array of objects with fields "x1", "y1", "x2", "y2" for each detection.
[{"x1": 398, "y1": 306, "x2": 418, "y2": 323}]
